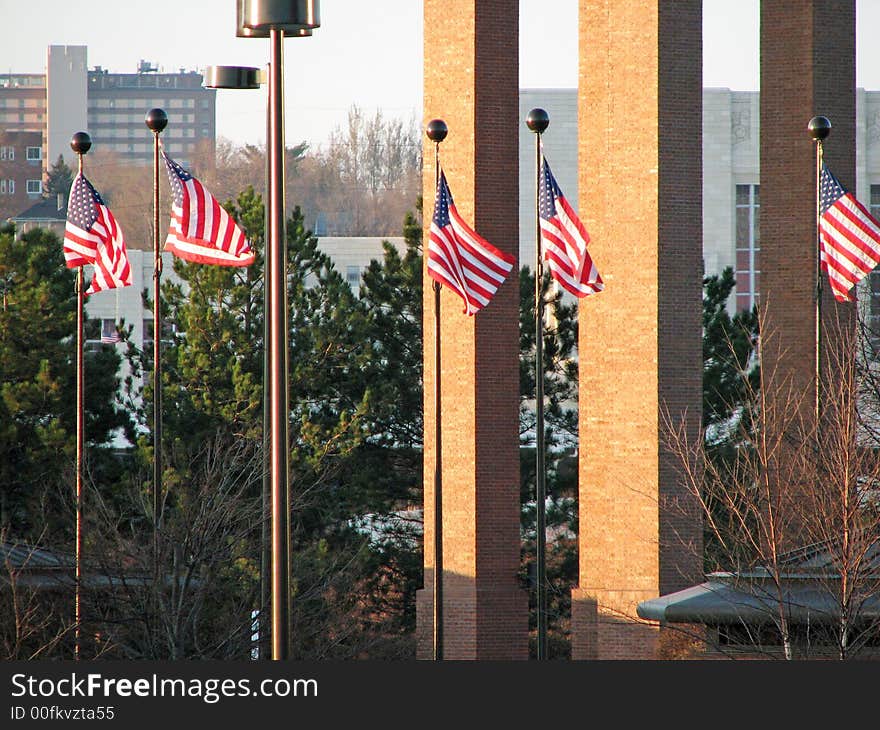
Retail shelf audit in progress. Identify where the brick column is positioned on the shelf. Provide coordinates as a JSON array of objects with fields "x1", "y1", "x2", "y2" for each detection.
[
  {"x1": 416, "y1": 0, "x2": 528, "y2": 660},
  {"x1": 571, "y1": 0, "x2": 703, "y2": 660},
  {"x1": 760, "y1": 1, "x2": 855, "y2": 438}
]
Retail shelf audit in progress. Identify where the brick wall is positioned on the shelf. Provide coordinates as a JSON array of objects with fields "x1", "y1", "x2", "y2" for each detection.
[
  {"x1": 572, "y1": 0, "x2": 703, "y2": 659},
  {"x1": 760, "y1": 1, "x2": 856, "y2": 450},
  {"x1": 417, "y1": 0, "x2": 528, "y2": 660}
]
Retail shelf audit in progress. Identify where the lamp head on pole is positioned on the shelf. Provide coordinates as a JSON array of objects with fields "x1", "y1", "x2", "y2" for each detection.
[
  {"x1": 69, "y1": 131, "x2": 91, "y2": 155},
  {"x1": 204, "y1": 66, "x2": 262, "y2": 90},
  {"x1": 526, "y1": 107, "x2": 550, "y2": 134},
  {"x1": 426, "y1": 119, "x2": 448, "y2": 143},
  {"x1": 236, "y1": 0, "x2": 320, "y2": 37},
  {"x1": 808, "y1": 115, "x2": 832, "y2": 141},
  {"x1": 145, "y1": 108, "x2": 168, "y2": 133}
]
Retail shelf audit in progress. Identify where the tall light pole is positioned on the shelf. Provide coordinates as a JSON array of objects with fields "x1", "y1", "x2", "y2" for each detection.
[
  {"x1": 203, "y1": 63, "x2": 268, "y2": 658},
  {"x1": 207, "y1": 0, "x2": 320, "y2": 661}
]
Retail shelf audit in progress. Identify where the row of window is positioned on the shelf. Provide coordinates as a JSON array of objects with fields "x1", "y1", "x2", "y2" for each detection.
[
  {"x1": 0, "y1": 112, "x2": 42, "y2": 123},
  {"x1": 90, "y1": 113, "x2": 201, "y2": 125},
  {"x1": 0, "y1": 98, "x2": 42, "y2": 108},
  {"x1": 90, "y1": 97, "x2": 209, "y2": 110},
  {"x1": 0, "y1": 146, "x2": 41, "y2": 161},
  {"x1": 91, "y1": 122, "x2": 200, "y2": 136},
  {"x1": 735, "y1": 183, "x2": 760, "y2": 311},
  {"x1": 103, "y1": 141, "x2": 198, "y2": 155},
  {"x1": 0, "y1": 179, "x2": 40, "y2": 194}
]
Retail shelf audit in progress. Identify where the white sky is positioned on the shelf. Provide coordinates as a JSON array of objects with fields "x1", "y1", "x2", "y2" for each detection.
[{"x1": 1, "y1": 0, "x2": 879, "y2": 149}]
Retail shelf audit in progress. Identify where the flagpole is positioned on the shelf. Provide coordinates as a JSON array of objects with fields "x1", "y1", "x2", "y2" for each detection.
[
  {"x1": 809, "y1": 116, "x2": 831, "y2": 426},
  {"x1": 527, "y1": 108, "x2": 550, "y2": 660},
  {"x1": 145, "y1": 109, "x2": 167, "y2": 643},
  {"x1": 426, "y1": 118, "x2": 447, "y2": 661},
  {"x1": 70, "y1": 131, "x2": 91, "y2": 661}
]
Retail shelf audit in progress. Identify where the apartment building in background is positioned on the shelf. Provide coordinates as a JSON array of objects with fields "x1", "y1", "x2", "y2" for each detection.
[{"x1": 0, "y1": 45, "x2": 215, "y2": 221}]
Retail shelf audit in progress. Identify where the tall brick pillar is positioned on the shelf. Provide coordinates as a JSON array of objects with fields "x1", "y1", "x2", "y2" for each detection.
[
  {"x1": 416, "y1": 0, "x2": 528, "y2": 660},
  {"x1": 760, "y1": 2, "x2": 855, "y2": 431},
  {"x1": 571, "y1": 0, "x2": 703, "y2": 659}
]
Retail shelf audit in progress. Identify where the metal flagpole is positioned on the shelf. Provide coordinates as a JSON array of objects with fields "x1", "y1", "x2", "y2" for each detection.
[
  {"x1": 526, "y1": 108, "x2": 549, "y2": 660},
  {"x1": 809, "y1": 116, "x2": 831, "y2": 425},
  {"x1": 70, "y1": 131, "x2": 91, "y2": 661},
  {"x1": 426, "y1": 118, "x2": 447, "y2": 661},
  {"x1": 145, "y1": 109, "x2": 167, "y2": 640}
]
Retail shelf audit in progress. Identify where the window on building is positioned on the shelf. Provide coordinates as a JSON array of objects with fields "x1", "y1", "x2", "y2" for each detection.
[
  {"x1": 0, "y1": 147, "x2": 5, "y2": 160},
  {"x1": 8, "y1": 179, "x2": 14, "y2": 195},
  {"x1": 865, "y1": 185, "x2": 880, "y2": 356},
  {"x1": 84, "y1": 318, "x2": 101, "y2": 348},
  {"x1": 346, "y1": 265, "x2": 361, "y2": 293},
  {"x1": 143, "y1": 319, "x2": 175, "y2": 349},
  {"x1": 26, "y1": 146, "x2": 41, "y2": 161},
  {"x1": 735, "y1": 183, "x2": 760, "y2": 311},
  {"x1": 100, "y1": 319, "x2": 120, "y2": 344},
  {"x1": 26, "y1": 179, "x2": 41, "y2": 195},
  {"x1": 0, "y1": 180, "x2": 6, "y2": 194}
]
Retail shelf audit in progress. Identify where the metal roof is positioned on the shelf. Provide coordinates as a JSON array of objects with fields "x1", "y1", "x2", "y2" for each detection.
[
  {"x1": 637, "y1": 536, "x2": 880, "y2": 625},
  {"x1": 1, "y1": 541, "x2": 73, "y2": 570}
]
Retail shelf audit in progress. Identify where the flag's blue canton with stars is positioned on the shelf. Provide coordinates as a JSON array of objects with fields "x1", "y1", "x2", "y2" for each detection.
[
  {"x1": 63, "y1": 174, "x2": 105, "y2": 267},
  {"x1": 63, "y1": 172, "x2": 131, "y2": 295},
  {"x1": 539, "y1": 161, "x2": 561, "y2": 221},
  {"x1": 165, "y1": 153, "x2": 191, "y2": 204},
  {"x1": 161, "y1": 147, "x2": 253, "y2": 267},
  {"x1": 427, "y1": 169, "x2": 515, "y2": 315},
  {"x1": 537, "y1": 154, "x2": 602, "y2": 298},
  {"x1": 433, "y1": 174, "x2": 451, "y2": 228},
  {"x1": 818, "y1": 162, "x2": 880, "y2": 302}
]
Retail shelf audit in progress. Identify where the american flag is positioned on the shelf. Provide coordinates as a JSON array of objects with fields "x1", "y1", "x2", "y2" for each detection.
[
  {"x1": 539, "y1": 154, "x2": 603, "y2": 298},
  {"x1": 428, "y1": 169, "x2": 515, "y2": 316},
  {"x1": 819, "y1": 162, "x2": 880, "y2": 302},
  {"x1": 162, "y1": 148, "x2": 254, "y2": 267},
  {"x1": 100, "y1": 330, "x2": 121, "y2": 345},
  {"x1": 63, "y1": 173, "x2": 131, "y2": 295}
]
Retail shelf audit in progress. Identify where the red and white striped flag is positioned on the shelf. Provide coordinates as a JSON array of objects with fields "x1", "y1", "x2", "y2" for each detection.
[
  {"x1": 428, "y1": 169, "x2": 515, "y2": 315},
  {"x1": 162, "y1": 148, "x2": 254, "y2": 267},
  {"x1": 63, "y1": 172, "x2": 131, "y2": 295},
  {"x1": 819, "y1": 162, "x2": 880, "y2": 302},
  {"x1": 539, "y1": 153, "x2": 603, "y2": 298}
]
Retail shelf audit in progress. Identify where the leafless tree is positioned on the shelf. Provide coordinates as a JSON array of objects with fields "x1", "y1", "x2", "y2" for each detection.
[
  {"x1": 85, "y1": 434, "x2": 262, "y2": 659},
  {"x1": 663, "y1": 310, "x2": 880, "y2": 659},
  {"x1": 0, "y1": 528, "x2": 72, "y2": 660}
]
